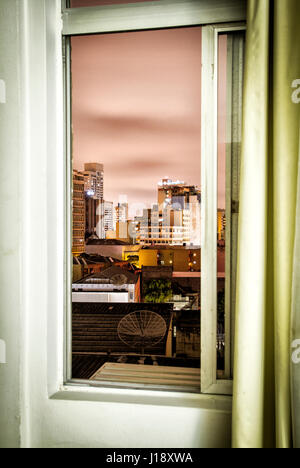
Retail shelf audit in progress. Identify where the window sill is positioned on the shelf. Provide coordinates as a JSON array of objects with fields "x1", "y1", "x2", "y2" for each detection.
[{"x1": 50, "y1": 382, "x2": 232, "y2": 412}]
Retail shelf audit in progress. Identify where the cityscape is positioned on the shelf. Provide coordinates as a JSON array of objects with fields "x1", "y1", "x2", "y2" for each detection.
[
  {"x1": 70, "y1": 26, "x2": 225, "y2": 389},
  {"x1": 72, "y1": 162, "x2": 226, "y2": 388}
]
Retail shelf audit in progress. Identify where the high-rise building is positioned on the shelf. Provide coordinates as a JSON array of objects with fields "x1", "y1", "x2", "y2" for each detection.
[
  {"x1": 217, "y1": 209, "x2": 226, "y2": 241},
  {"x1": 102, "y1": 200, "x2": 114, "y2": 237},
  {"x1": 188, "y1": 194, "x2": 201, "y2": 245},
  {"x1": 85, "y1": 196, "x2": 98, "y2": 236},
  {"x1": 72, "y1": 170, "x2": 85, "y2": 255},
  {"x1": 157, "y1": 179, "x2": 201, "y2": 245},
  {"x1": 135, "y1": 205, "x2": 191, "y2": 246},
  {"x1": 83, "y1": 163, "x2": 104, "y2": 200},
  {"x1": 83, "y1": 163, "x2": 104, "y2": 238},
  {"x1": 90, "y1": 200, "x2": 114, "y2": 240},
  {"x1": 115, "y1": 202, "x2": 128, "y2": 225},
  {"x1": 158, "y1": 178, "x2": 201, "y2": 212}
]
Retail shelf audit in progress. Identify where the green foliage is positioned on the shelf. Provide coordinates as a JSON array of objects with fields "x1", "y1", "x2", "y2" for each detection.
[{"x1": 143, "y1": 279, "x2": 173, "y2": 304}]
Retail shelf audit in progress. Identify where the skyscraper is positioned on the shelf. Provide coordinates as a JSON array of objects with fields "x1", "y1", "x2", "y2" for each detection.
[
  {"x1": 115, "y1": 202, "x2": 128, "y2": 225},
  {"x1": 83, "y1": 162, "x2": 104, "y2": 200},
  {"x1": 83, "y1": 163, "x2": 104, "y2": 238},
  {"x1": 102, "y1": 200, "x2": 114, "y2": 237},
  {"x1": 217, "y1": 209, "x2": 226, "y2": 241},
  {"x1": 72, "y1": 170, "x2": 85, "y2": 255}
]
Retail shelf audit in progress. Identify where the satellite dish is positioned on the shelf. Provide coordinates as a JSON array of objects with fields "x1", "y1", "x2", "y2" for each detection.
[
  {"x1": 117, "y1": 310, "x2": 167, "y2": 354},
  {"x1": 110, "y1": 273, "x2": 128, "y2": 285}
]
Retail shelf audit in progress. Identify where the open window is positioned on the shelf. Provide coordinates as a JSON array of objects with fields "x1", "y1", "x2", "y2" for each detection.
[{"x1": 62, "y1": 0, "x2": 246, "y2": 395}]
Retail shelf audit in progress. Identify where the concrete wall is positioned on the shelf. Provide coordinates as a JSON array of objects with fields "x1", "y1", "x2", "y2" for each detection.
[{"x1": 0, "y1": 0, "x2": 232, "y2": 448}]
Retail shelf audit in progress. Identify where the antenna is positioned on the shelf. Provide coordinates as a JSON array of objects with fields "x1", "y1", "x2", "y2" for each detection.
[
  {"x1": 117, "y1": 310, "x2": 167, "y2": 355},
  {"x1": 110, "y1": 273, "x2": 128, "y2": 285}
]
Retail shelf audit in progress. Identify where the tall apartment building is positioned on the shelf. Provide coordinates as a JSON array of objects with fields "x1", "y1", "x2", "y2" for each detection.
[
  {"x1": 217, "y1": 209, "x2": 226, "y2": 241},
  {"x1": 85, "y1": 196, "x2": 97, "y2": 236},
  {"x1": 83, "y1": 163, "x2": 104, "y2": 238},
  {"x1": 102, "y1": 200, "x2": 114, "y2": 237},
  {"x1": 188, "y1": 194, "x2": 201, "y2": 245},
  {"x1": 115, "y1": 202, "x2": 128, "y2": 225},
  {"x1": 83, "y1": 163, "x2": 104, "y2": 200},
  {"x1": 158, "y1": 178, "x2": 200, "y2": 212},
  {"x1": 135, "y1": 205, "x2": 191, "y2": 246},
  {"x1": 157, "y1": 179, "x2": 201, "y2": 245},
  {"x1": 72, "y1": 170, "x2": 85, "y2": 255}
]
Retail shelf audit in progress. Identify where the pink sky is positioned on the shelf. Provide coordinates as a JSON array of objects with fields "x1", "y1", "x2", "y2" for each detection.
[
  {"x1": 218, "y1": 35, "x2": 227, "y2": 210},
  {"x1": 71, "y1": 26, "x2": 227, "y2": 211},
  {"x1": 71, "y1": 27, "x2": 202, "y2": 207}
]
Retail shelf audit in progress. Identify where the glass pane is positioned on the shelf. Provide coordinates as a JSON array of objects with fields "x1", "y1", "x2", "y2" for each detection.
[
  {"x1": 217, "y1": 31, "x2": 245, "y2": 378},
  {"x1": 70, "y1": 27, "x2": 202, "y2": 391},
  {"x1": 69, "y1": 0, "x2": 160, "y2": 8},
  {"x1": 217, "y1": 34, "x2": 227, "y2": 376}
]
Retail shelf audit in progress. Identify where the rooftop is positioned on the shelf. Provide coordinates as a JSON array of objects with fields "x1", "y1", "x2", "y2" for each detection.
[
  {"x1": 87, "y1": 239, "x2": 129, "y2": 246},
  {"x1": 72, "y1": 302, "x2": 173, "y2": 357},
  {"x1": 74, "y1": 265, "x2": 140, "y2": 285},
  {"x1": 72, "y1": 354, "x2": 200, "y2": 380},
  {"x1": 140, "y1": 245, "x2": 201, "y2": 250}
]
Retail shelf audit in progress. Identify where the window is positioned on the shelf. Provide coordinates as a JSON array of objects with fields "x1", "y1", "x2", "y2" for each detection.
[
  {"x1": 217, "y1": 30, "x2": 245, "y2": 381},
  {"x1": 63, "y1": 0, "x2": 246, "y2": 395}
]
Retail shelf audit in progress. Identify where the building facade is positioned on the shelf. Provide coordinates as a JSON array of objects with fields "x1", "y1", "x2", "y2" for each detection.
[
  {"x1": 83, "y1": 162, "x2": 104, "y2": 200},
  {"x1": 134, "y1": 206, "x2": 192, "y2": 246},
  {"x1": 72, "y1": 170, "x2": 86, "y2": 255},
  {"x1": 83, "y1": 163, "x2": 104, "y2": 239},
  {"x1": 157, "y1": 179, "x2": 201, "y2": 245}
]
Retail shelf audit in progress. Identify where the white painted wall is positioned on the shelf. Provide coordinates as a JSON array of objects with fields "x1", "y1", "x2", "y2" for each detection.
[
  {"x1": 0, "y1": 0, "x2": 233, "y2": 448},
  {"x1": 0, "y1": 0, "x2": 22, "y2": 448}
]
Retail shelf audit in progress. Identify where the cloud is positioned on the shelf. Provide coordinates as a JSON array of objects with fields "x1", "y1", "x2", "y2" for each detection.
[
  {"x1": 72, "y1": 27, "x2": 204, "y2": 207},
  {"x1": 108, "y1": 158, "x2": 170, "y2": 171},
  {"x1": 73, "y1": 112, "x2": 200, "y2": 137}
]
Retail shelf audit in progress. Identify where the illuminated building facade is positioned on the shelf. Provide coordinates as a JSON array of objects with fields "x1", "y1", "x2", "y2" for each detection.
[
  {"x1": 133, "y1": 206, "x2": 191, "y2": 246},
  {"x1": 102, "y1": 200, "x2": 114, "y2": 236},
  {"x1": 83, "y1": 162, "x2": 104, "y2": 200},
  {"x1": 72, "y1": 170, "x2": 85, "y2": 255},
  {"x1": 115, "y1": 202, "x2": 128, "y2": 225},
  {"x1": 83, "y1": 163, "x2": 104, "y2": 239},
  {"x1": 157, "y1": 179, "x2": 201, "y2": 245},
  {"x1": 217, "y1": 209, "x2": 226, "y2": 241}
]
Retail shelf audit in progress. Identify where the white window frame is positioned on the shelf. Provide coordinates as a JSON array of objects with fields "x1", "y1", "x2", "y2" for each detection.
[
  {"x1": 59, "y1": 0, "x2": 246, "y2": 399},
  {"x1": 201, "y1": 23, "x2": 246, "y2": 394}
]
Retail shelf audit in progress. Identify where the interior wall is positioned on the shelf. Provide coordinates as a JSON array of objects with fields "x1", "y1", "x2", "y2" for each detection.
[
  {"x1": 0, "y1": 0, "x2": 22, "y2": 449},
  {"x1": 0, "y1": 0, "x2": 233, "y2": 448}
]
